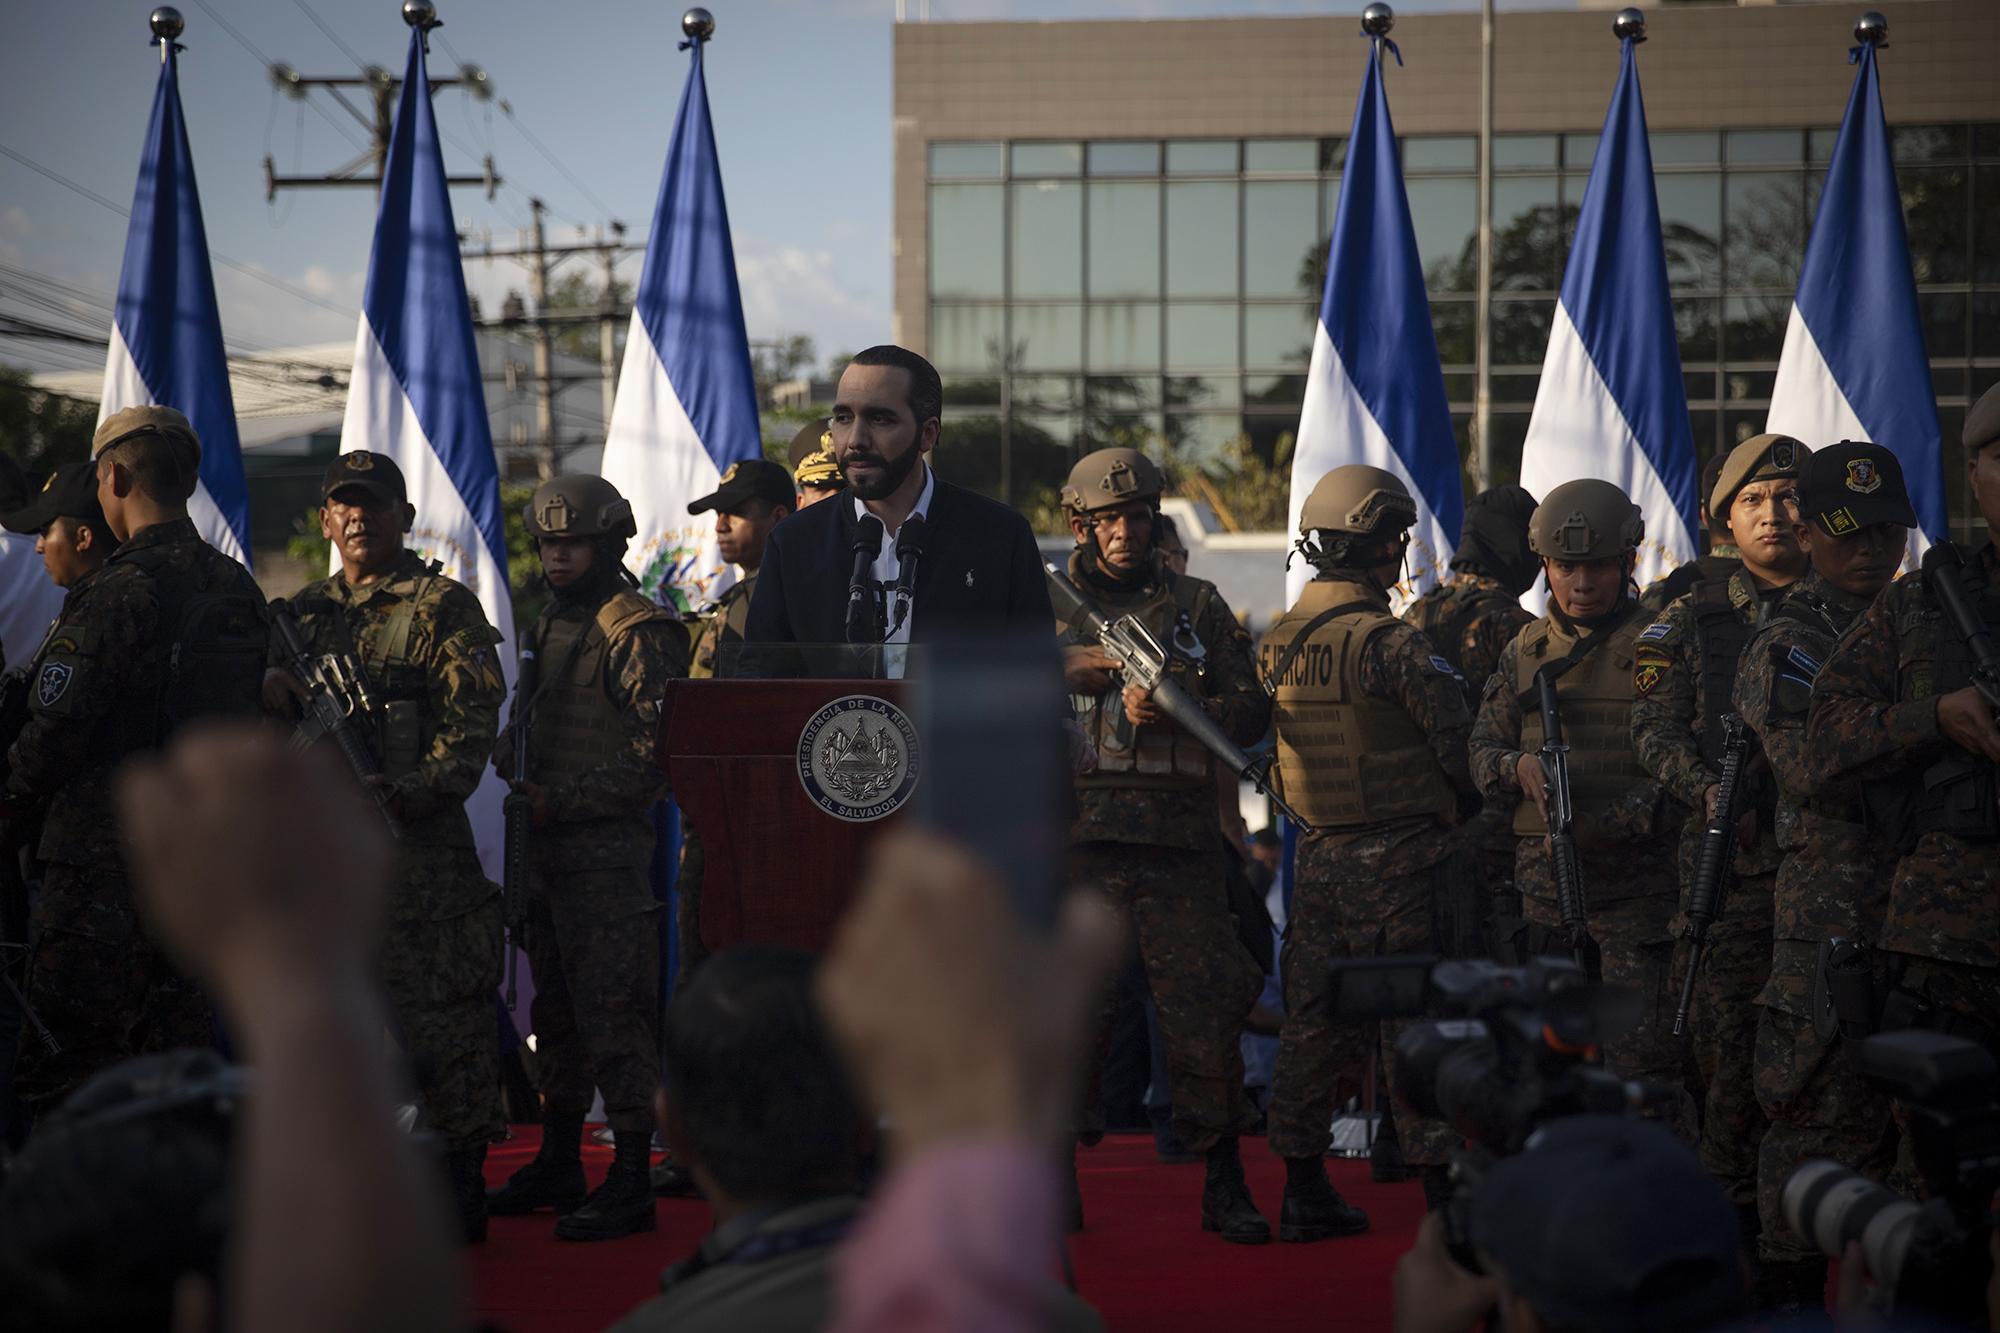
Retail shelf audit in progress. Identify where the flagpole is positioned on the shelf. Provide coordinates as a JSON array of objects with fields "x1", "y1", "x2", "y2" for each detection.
[
  {"x1": 1473, "y1": 0, "x2": 1493, "y2": 490},
  {"x1": 151, "y1": 6, "x2": 182, "y2": 65}
]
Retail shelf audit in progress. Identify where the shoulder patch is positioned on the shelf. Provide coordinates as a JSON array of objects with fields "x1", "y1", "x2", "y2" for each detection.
[
  {"x1": 1428, "y1": 655, "x2": 1461, "y2": 677},
  {"x1": 1638, "y1": 621, "x2": 1673, "y2": 643},
  {"x1": 444, "y1": 624, "x2": 504, "y2": 657},
  {"x1": 35, "y1": 660, "x2": 75, "y2": 710},
  {"x1": 1785, "y1": 644, "x2": 1822, "y2": 679},
  {"x1": 42, "y1": 623, "x2": 99, "y2": 657},
  {"x1": 1634, "y1": 646, "x2": 1672, "y2": 695}
]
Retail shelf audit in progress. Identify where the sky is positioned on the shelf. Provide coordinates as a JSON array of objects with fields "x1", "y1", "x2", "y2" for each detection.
[{"x1": 0, "y1": 0, "x2": 1511, "y2": 386}]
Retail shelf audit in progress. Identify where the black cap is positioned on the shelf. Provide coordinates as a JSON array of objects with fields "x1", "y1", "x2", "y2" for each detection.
[
  {"x1": 1470, "y1": 1117, "x2": 1744, "y2": 1333},
  {"x1": 320, "y1": 451, "x2": 408, "y2": 507},
  {"x1": 2, "y1": 461, "x2": 111, "y2": 536},
  {"x1": 1965, "y1": 380, "x2": 2000, "y2": 457},
  {"x1": 687, "y1": 458, "x2": 796, "y2": 515},
  {"x1": 1798, "y1": 440, "x2": 1917, "y2": 538}
]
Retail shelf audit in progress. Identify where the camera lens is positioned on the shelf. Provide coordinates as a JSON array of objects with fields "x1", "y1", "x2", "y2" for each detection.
[{"x1": 1782, "y1": 1159, "x2": 1924, "y2": 1287}]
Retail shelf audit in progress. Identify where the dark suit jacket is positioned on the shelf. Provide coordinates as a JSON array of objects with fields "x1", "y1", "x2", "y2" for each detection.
[{"x1": 744, "y1": 474, "x2": 1054, "y2": 651}]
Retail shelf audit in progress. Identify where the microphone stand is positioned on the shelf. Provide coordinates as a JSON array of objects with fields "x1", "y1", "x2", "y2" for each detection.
[
  {"x1": 888, "y1": 515, "x2": 928, "y2": 639},
  {"x1": 846, "y1": 514, "x2": 886, "y2": 644}
]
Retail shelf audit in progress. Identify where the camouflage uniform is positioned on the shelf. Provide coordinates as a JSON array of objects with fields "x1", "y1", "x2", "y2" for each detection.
[
  {"x1": 1064, "y1": 550, "x2": 1268, "y2": 1153},
  {"x1": 1808, "y1": 543, "x2": 2000, "y2": 1059},
  {"x1": 1263, "y1": 576, "x2": 1476, "y2": 1167},
  {"x1": 277, "y1": 550, "x2": 506, "y2": 1152},
  {"x1": 495, "y1": 583, "x2": 684, "y2": 1135},
  {"x1": 1468, "y1": 602, "x2": 1688, "y2": 1107},
  {"x1": 8, "y1": 519, "x2": 266, "y2": 1114},
  {"x1": 1733, "y1": 571, "x2": 1896, "y2": 1264},
  {"x1": 1631, "y1": 569, "x2": 1791, "y2": 1204},
  {"x1": 1637, "y1": 546, "x2": 1741, "y2": 617},
  {"x1": 1403, "y1": 570, "x2": 1535, "y2": 947},
  {"x1": 676, "y1": 569, "x2": 755, "y2": 984}
]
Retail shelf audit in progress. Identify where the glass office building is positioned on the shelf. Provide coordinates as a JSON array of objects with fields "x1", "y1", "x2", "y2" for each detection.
[{"x1": 896, "y1": 3, "x2": 2000, "y2": 537}]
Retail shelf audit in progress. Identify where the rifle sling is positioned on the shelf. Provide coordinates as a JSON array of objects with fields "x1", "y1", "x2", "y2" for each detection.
[
  {"x1": 1260, "y1": 600, "x2": 1381, "y2": 696},
  {"x1": 1514, "y1": 604, "x2": 1637, "y2": 709}
]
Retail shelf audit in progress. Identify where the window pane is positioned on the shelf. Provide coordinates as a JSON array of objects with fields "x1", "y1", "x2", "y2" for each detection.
[
  {"x1": 1167, "y1": 140, "x2": 1237, "y2": 175},
  {"x1": 1244, "y1": 304, "x2": 1314, "y2": 369},
  {"x1": 1166, "y1": 181, "x2": 1240, "y2": 298},
  {"x1": 1656, "y1": 172, "x2": 1722, "y2": 289},
  {"x1": 1245, "y1": 139, "x2": 1316, "y2": 174},
  {"x1": 929, "y1": 304, "x2": 1007, "y2": 372},
  {"x1": 1725, "y1": 171, "x2": 1808, "y2": 291},
  {"x1": 942, "y1": 375, "x2": 1003, "y2": 408},
  {"x1": 1408, "y1": 176, "x2": 1477, "y2": 291},
  {"x1": 1164, "y1": 413, "x2": 1241, "y2": 462},
  {"x1": 1676, "y1": 297, "x2": 1719, "y2": 364},
  {"x1": 1976, "y1": 293, "x2": 2000, "y2": 357},
  {"x1": 1492, "y1": 175, "x2": 1561, "y2": 290},
  {"x1": 1979, "y1": 125, "x2": 2000, "y2": 159},
  {"x1": 1245, "y1": 180, "x2": 1320, "y2": 299},
  {"x1": 1404, "y1": 137, "x2": 1475, "y2": 172},
  {"x1": 1922, "y1": 291, "x2": 1968, "y2": 358},
  {"x1": 1495, "y1": 135, "x2": 1558, "y2": 170},
  {"x1": 1724, "y1": 295, "x2": 1790, "y2": 363},
  {"x1": 1166, "y1": 375, "x2": 1240, "y2": 409},
  {"x1": 1686, "y1": 369, "x2": 1718, "y2": 405},
  {"x1": 1894, "y1": 126, "x2": 1968, "y2": 163},
  {"x1": 1245, "y1": 374, "x2": 1306, "y2": 406},
  {"x1": 1726, "y1": 130, "x2": 1801, "y2": 165},
  {"x1": 1011, "y1": 142, "x2": 1082, "y2": 176},
  {"x1": 1014, "y1": 305, "x2": 1083, "y2": 371},
  {"x1": 1011, "y1": 375, "x2": 1079, "y2": 411},
  {"x1": 1651, "y1": 132, "x2": 1717, "y2": 166},
  {"x1": 1810, "y1": 128, "x2": 1841, "y2": 164},
  {"x1": 1086, "y1": 303, "x2": 1160, "y2": 372},
  {"x1": 930, "y1": 142, "x2": 1002, "y2": 179},
  {"x1": 1088, "y1": 141, "x2": 1158, "y2": 176},
  {"x1": 1088, "y1": 182, "x2": 1160, "y2": 298},
  {"x1": 1490, "y1": 299, "x2": 1554, "y2": 367},
  {"x1": 1086, "y1": 375, "x2": 1158, "y2": 410},
  {"x1": 1166, "y1": 302, "x2": 1237, "y2": 369},
  {"x1": 1903, "y1": 166, "x2": 1969, "y2": 282},
  {"x1": 930, "y1": 184, "x2": 1004, "y2": 299},
  {"x1": 1432, "y1": 300, "x2": 1475, "y2": 365},
  {"x1": 1320, "y1": 139, "x2": 1347, "y2": 171},
  {"x1": 1491, "y1": 371, "x2": 1540, "y2": 406},
  {"x1": 1005, "y1": 415, "x2": 1078, "y2": 513},
  {"x1": 1722, "y1": 368, "x2": 1776, "y2": 403},
  {"x1": 1010, "y1": 180, "x2": 1082, "y2": 299},
  {"x1": 1563, "y1": 133, "x2": 1600, "y2": 171},
  {"x1": 1081, "y1": 409, "x2": 1163, "y2": 451},
  {"x1": 1486, "y1": 412, "x2": 1531, "y2": 487},
  {"x1": 1976, "y1": 166, "x2": 2000, "y2": 283}
]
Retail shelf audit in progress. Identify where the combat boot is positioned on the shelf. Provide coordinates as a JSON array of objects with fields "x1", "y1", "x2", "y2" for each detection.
[
  {"x1": 1280, "y1": 1156, "x2": 1370, "y2": 1242},
  {"x1": 555, "y1": 1130, "x2": 656, "y2": 1242},
  {"x1": 1370, "y1": 1115, "x2": 1410, "y2": 1183},
  {"x1": 1199, "y1": 1137, "x2": 1271, "y2": 1245},
  {"x1": 446, "y1": 1143, "x2": 489, "y2": 1244},
  {"x1": 650, "y1": 1154, "x2": 702, "y2": 1198},
  {"x1": 487, "y1": 1111, "x2": 588, "y2": 1216}
]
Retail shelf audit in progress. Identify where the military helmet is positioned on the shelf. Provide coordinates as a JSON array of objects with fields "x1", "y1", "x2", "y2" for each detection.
[
  {"x1": 1061, "y1": 448, "x2": 1164, "y2": 514},
  {"x1": 524, "y1": 473, "x2": 636, "y2": 541},
  {"x1": 1298, "y1": 465, "x2": 1416, "y2": 538},
  {"x1": 1529, "y1": 479, "x2": 1644, "y2": 561}
]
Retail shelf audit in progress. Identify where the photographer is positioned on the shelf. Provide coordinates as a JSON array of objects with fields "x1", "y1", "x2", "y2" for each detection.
[{"x1": 1393, "y1": 1116, "x2": 1747, "y2": 1333}]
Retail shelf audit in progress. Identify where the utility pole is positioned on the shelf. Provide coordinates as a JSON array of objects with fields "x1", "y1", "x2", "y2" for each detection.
[
  {"x1": 462, "y1": 208, "x2": 636, "y2": 479},
  {"x1": 262, "y1": 58, "x2": 499, "y2": 199}
]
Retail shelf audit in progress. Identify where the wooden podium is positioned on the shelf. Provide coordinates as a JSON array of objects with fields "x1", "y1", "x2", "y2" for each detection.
[{"x1": 657, "y1": 678, "x2": 914, "y2": 954}]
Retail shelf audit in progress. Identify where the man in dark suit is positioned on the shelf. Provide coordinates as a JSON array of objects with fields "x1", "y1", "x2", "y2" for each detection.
[{"x1": 743, "y1": 345, "x2": 1052, "y2": 672}]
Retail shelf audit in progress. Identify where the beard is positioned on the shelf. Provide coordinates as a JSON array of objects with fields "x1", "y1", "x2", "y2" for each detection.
[{"x1": 844, "y1": 441, "x2": 922, "y2": 501}]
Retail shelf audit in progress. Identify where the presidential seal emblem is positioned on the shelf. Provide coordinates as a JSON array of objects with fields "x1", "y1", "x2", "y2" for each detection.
[{"x1": 797, "y1": 694, "x2": 920, "y2": 822}]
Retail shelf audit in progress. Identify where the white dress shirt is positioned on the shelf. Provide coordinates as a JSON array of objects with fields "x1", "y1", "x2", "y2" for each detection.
[{"x1": 854, "y1": 464, "x2": 935, "y2": 677}]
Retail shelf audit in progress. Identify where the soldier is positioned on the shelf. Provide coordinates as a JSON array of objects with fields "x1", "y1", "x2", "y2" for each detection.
[
  {"x1": 1057, "y1": 447, "x2": 1270, "y2": 1243},
  {"x1": 1631, "y1": 434, "x2": 1808, "y2": 1237},
  {"x1": 1734, "y1": 442, "x2": 1911, "y2": 1307},
  {"x1": 1467, "y1": 479, "x2": 1685, "y2": 1113},
  {"x1": 1262, "y1": 465, "x2": 1477, "y2": 1229},
  {"x1": 2, "y1": 462, "x2": 118, "y2": 593},
  {"x1": 1809, "y1": 384, "x2": 2000, "y2": 1092},
  {"x1": 787, "y1": 418, "x2": 845, "y2": 510},
  {"x1": 1640, "y1": 450, "x2": 1740, "y2": 615},
  {"x1": 262, "y1": 450, "x2": 506, "y2": 1242},
  {"x1": 5, "y1": 406, "x2": 267, "y2": 1118},
  {"x1": 486, "y1": 475, "x2": 687, "y2": 1242}
]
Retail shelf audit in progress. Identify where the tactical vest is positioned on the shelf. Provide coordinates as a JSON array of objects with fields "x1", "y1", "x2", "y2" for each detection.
[
  {"x1": 1405, "y1": 582, "x2": 1486, "y2": 679},
  {"x1": 1906, "y1": 545, "x2": 2000, "y2": 844},
  {"x1": 1512, "y1": 613, "x2": 1648, "y2": 837},
  {"x1": 528, "y1": 589, "x2": 669, "y2": 788},
  {"x1": 1690, "y1": 579, "x2": 1754, "y2": 768},
  {"x1": 1069, "y1": 569, "x2": 1215, "y2": 791},
  {"x1": 1262, "y1": 579, "x2": 1456, "y2": 830}
]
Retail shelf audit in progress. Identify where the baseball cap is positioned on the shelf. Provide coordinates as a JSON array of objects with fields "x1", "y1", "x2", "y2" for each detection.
[
  {"x1": 1965, "y1": 380, "x2": 2000, "y2": 457},
  {"x1": 1470, "y1": 1116, "x2": 1745, "y2": 1333},
  {"x1": 2, "y1": 461, "x2": 112, "y2": 537},
  {"x1": 687, "y1": 458, "x2": 796, "y2": 515},
  {"x1": 91, "y1": 404, "x2": 202, "y2": 469},
  {"x1": 1798, "y1": 441, "x2": 1917, "y2": 538},
  {"x1": 1711, "y1": 434, "x2": 1807, "y2": 518},
  {"x1": 320, "y1": 451, "x2": 408, "y2": 507}
]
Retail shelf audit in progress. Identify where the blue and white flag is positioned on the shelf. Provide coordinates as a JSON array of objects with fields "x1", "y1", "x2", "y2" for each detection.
[
  {"x1": 339, "y1": 24, "x2": 513, "y2": 877},
  {"x1": 1518, "y1": 34, "x2": 1697, "y2": 605},
  {"x1": 99, "y1": 34, "x2": 251, "y2": 566},
  {"x1": 1767, "y1": 37, "x2": 1944, "y2": 554},
  {"x1": 1286, "y1": 34, "x2": 1462, "y2": 612},
  {"x1": 601, "y1": 30, "x2": 761, "y2": 615}
]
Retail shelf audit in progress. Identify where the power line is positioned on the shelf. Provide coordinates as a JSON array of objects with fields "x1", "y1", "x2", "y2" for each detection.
[
  {"x1": 0, "y1": 141, "x2": 358, "y2": 319},
  {"x1": 186, "y1": 0, "x2": 275, "y2": 66},
  {"x1": 497, "y1": 100, "x2": 616, "y2": 221},
  {"x1": 292, "y1": 0, "x2": 369, "y2": 70}
]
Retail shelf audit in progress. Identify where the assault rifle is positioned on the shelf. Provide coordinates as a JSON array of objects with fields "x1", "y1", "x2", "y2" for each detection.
[
  {"x1": 1673, "y1": 712, "x2": 1750, "y2": 1037},
  {"x1": 270, "y1": 600, "x2": 401, "y2": 839},
  {"x1": 1046, "y1": 562, "x2": 1311, "y2": 832},
  {"x1": 501, "y1": 648, "x2": 538, "y2": 1011},
  {"x1": 1534, "y1": 667, "x2": 1600, "y2": 980},
  {"x1": 1923, "y1": 543, "x2": 2000, "y2": 712}
]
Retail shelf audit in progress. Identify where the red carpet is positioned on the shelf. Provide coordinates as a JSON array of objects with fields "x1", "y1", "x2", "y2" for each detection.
[{"x1": 470, "y1": 1130, "x2": 1422, "y2": 1332}]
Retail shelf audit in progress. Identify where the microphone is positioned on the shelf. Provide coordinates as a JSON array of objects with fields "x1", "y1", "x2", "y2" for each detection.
[
  {"x1": 846, "y1": 514, "x2": 886, "y2": 644},
  {"x1": 888, "y1": 514, "x2": 928, "y2": 638}
]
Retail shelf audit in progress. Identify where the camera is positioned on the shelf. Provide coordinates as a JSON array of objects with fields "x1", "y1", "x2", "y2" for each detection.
[{"x1": 1781, "y1": 1030, "x2": 2000, "y2": 1324}]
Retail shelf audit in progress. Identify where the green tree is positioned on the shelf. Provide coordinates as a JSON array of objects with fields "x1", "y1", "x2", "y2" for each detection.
[
  {"x1": 0, "y1": 368, "x2": 96, "y2": 480},
  {"x1": 751, "y1": 334, "x2": 817, "y2": 407}
]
